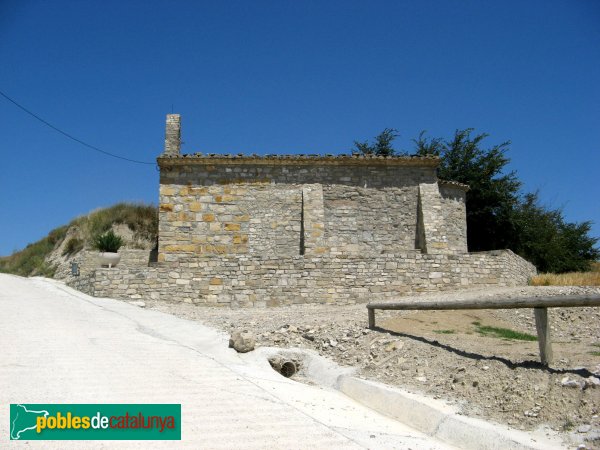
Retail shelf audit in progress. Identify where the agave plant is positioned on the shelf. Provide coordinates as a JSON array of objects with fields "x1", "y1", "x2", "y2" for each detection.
[{"x1": 92, "y1": 230, "x2": 123, "y2": 253}]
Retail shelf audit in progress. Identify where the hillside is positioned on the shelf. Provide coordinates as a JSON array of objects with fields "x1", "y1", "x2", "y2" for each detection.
[{"x1": 0, "y1": 203, "x2": 158, "y2": 278}]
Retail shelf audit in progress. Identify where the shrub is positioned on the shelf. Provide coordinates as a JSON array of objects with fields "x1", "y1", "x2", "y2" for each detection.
[
  {"x1": 92, "y1": 230, "x2": 123, "y2": 253},
  {"x1": 62, "y1": 237, "x2": 84, "y2": 256}
]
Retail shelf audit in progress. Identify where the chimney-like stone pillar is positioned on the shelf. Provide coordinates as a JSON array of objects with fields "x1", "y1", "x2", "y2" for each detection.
[{"x1": 163, "y1": 114, "x2": 181, "y2": 156}]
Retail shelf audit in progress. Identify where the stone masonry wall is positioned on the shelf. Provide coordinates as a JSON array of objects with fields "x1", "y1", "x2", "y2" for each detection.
[
  {"x1": 69, "y1": 249, "x2": 536, "y2": 307},
  {"x1": 322, "y1": 184, "x2": 419, "y2": 255},
  {"x1": 157, "y1": 159, "x2": 443, "y2": 261},
  {"x1": 439, "y1": 183, "x2": 468, "y2": 254},
  {"x1": 54, "y1": 249, "x2": 153, "y2": 281}
]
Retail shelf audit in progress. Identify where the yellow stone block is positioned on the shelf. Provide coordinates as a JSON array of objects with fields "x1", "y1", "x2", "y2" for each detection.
[
  {"x1": 431, "y1": 242, "x2": 448, "y2": 249},
  {"x1": 209, "y1": 277, "x2": 223, "y2": 285},
  {"x1": 202, "y1": 213, "x2": 215, "y2": 222},
  {"x1": 159, "y1": 203, "x2": 173, "y2": 212},
  {"x1": 224, "y1": 223, "x2": 241, "y2": 231},
  {"x1": 232, "y1": 234, "x2": 248, "y2": 244},
  {"x1": 161, "y1": 186, "x2": 176, "y2": 196},
  {"x1": 204, "y1": 244, "x2": 228, "y2": 254},
  {"x1": 235, "y1": 214, "x2": 250, "y2": 222},
  {"x1": 189, "y1": 202, "x2": 202, "y2": 212},
  {"x1": 163, "y1": 244, "x2": 197, "y2": 252}
]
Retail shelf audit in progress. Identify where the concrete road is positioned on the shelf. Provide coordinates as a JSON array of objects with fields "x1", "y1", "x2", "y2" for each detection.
[{"x1": 0, "y1": 274, "x2": 452, "y2": 449}]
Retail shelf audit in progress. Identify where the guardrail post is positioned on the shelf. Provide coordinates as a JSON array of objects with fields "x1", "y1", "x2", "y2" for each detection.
[
  {"x1": 368, "y1": 308, "x2": 375, "y2": 329},
  {"x1": 534, "y1": 307, "x2": 553, "y2": 365}
]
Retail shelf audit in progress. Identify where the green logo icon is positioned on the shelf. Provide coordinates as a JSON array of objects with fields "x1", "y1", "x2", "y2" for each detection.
[{"x1": 10, "y1": 404, "x2": 181, "y2": 440}]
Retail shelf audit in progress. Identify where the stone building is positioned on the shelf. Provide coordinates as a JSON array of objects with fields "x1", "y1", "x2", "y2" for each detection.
[
  {"x1": 158, "y1": 115, "x2": 469, "y2": 261},
  {"x1": 68, "y1": 115, "x2": 536, "y2": 307}
]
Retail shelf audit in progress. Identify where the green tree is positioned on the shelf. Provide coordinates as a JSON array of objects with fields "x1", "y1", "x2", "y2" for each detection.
[
  {"x1": 414, "y1": 129, "x2": 521, "y2": 252},
  {"x1": 352, "y1": 128, "x2": 400, "y2": 156},
  {"x1": 512, "y1": 193, "x2": 599, "y2": 272},
  {"x1": 354, "y1": 127, "x2": 599, "y2": 273}
]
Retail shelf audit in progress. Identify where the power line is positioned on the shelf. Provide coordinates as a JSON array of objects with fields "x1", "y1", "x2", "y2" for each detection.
[{"x1": 0, "y1": 89, "x2": 155, "y2": 165}]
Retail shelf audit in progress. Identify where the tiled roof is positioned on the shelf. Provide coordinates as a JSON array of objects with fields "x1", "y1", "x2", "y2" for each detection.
[
  {"x1": 438, "y1": 179, "x2": 470, "y2": 191},
  {"x1": 157, "y1": 153, "x2": 440, "y2": 167}
]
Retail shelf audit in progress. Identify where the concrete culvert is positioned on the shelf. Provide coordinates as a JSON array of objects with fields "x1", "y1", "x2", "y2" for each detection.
[{"x1": 268, "y1": 357, "x2": 297, "y2": 378}]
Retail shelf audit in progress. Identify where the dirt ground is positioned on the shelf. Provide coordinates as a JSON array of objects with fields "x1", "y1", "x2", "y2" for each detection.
[{"x1": 146, "y1": 285, "x2": 600, "y2": 448}]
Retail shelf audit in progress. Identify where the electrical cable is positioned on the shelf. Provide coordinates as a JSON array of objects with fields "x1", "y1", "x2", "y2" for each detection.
[{"x1": 0, "y1": 89, "x2": 155, "y2": 165}]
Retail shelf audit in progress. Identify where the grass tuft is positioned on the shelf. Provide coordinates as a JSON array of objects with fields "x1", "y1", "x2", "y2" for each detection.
[
  {"x1": 433, "y1": 329, "x2": 455, "y2": 334},
  {"x1": 473, "y1": 323, "x2": 537, "y2": 341}
]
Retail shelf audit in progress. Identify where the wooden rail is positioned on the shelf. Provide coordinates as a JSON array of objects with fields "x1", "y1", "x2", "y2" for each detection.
[{"x1": 367, "y1": 294, "x2": 600, "y2": 365}]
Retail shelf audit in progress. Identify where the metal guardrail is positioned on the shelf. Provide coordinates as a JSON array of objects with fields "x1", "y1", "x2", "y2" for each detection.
[{"x1": 367, "y1": 294, "x2": 600, "y2": 365}]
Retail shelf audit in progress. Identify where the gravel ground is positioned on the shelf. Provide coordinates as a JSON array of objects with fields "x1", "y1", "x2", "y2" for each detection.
[{"x1": 146, "y1": 286, "x2": 600, "y2": 449}]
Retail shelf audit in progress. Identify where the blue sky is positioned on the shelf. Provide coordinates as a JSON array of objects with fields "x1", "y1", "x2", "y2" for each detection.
[{"x1": 1, "y1": 0, "x2": 599, "y2": 256}]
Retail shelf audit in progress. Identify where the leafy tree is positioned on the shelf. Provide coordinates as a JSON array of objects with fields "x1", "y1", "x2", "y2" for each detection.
[
  {"x1": 357, "y1": 128, "x2": 598, "y2": 272},
  {"x1": 352, "y1": 128, "x2": 400, "y2": 156},
  {"x1": 414, "y1": 129, "x2": 521, "y2": 252},
  {"x1": 511, "y1": 193, "x2": 599, "y2": 272}
]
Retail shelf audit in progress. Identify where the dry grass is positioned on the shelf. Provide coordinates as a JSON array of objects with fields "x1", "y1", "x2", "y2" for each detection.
[
  {"x1": 0, "y1": 203, "x2": 157, "y2": 277},
  {"x1": 530, "y1": 263, "x2": 600, "y2": 286}
]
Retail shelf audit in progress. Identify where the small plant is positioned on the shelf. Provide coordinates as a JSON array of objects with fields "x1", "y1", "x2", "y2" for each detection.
[
  {"x1": 472, "y1": 322, "x2": 537, "y2": 341},
  {"x1": 92, "y1": 230, "x2": 123, "y2": 253},
  {"x1": 433, "y1": 329, "x2": 455, "y2": 334},
  {"x1": 62, "y1": 237, "x2": 84, "y2": 256},
  {"x1": 561, "y1": 416, "x2": 576, "y2": 432}
]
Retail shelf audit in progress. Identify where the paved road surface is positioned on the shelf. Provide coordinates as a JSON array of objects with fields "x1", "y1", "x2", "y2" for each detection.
[{"x1": 0, "y1": 274, "x2": 452, "y2": 449}]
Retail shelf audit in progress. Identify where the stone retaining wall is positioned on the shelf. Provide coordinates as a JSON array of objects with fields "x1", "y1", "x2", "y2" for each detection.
[{"x1": 68, "y1": 249, "x2": 536, "y2": 307}]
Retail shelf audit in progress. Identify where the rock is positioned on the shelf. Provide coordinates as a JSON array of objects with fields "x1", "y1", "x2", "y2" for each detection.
[
  {"x1": 561, "y1": 377, "x2": 582, "y2": 389},
  {"x1": 577, "y1": 424, "x2": 592, "y2": 433},
  {"x1": 302, "y1": 333, "x2": 315, "y2": 341},
  {"x1": 584, "y1": 377, "x2": 600, "y2": 389},
  {"x1": 128, "y1": 301, "x2": 146, "y2": 308},
  {"x1": 415, "y1": 376, "x2": 427, "y2": 383},
  {"x1": 453, "y1": 374, "x2": 464, "y2": 384},
  {"x1": 229, "y1": 330, "x2": 255, "y2": 353},
  {"x1": 385, "y1": 340, "x2": 404, "y2": 352},
  {"x1": 288, "y1": 325, "x2": 298, "y2": 333}
]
